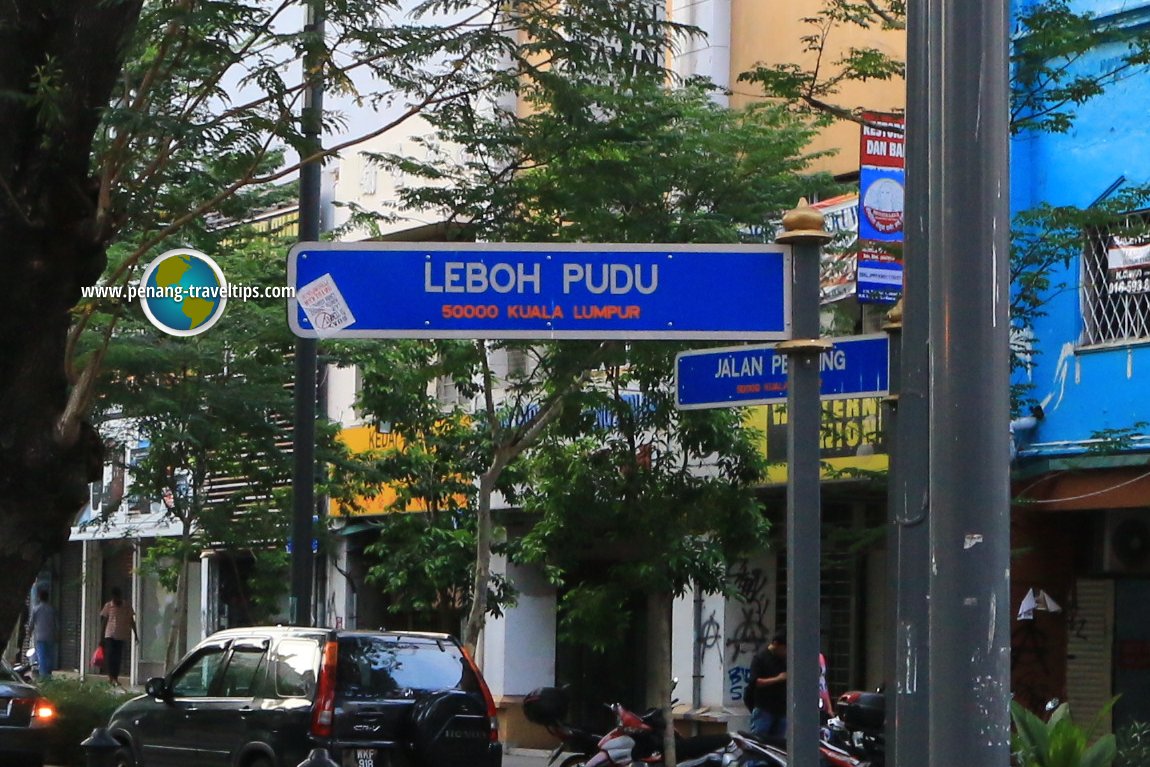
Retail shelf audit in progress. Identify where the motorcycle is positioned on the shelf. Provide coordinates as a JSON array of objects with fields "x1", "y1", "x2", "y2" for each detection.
[
  {"x1": 523, "y1": 686, "x2": 605, "y2": 767},
  {"x1": 12, "y1": 647, "x2": 37, "y2": 683},
  {"x1": 822, "y1": 690, "x2": 885, "y2": 767},
  {"x1": 582, "y1": 700, "x2": 732, "y2": 767},
  {"x1": 725, "y1": 689, "x2": 886, "y2": 767}
]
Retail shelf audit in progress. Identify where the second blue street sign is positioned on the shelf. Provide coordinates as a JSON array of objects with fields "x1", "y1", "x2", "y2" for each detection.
[{"x1": 675, "y1": 334, "x2": 890, "y2": 409}]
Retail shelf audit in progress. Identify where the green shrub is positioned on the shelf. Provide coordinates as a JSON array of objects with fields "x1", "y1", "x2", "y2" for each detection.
[
  {"x1": 1116, "y1": 721, "x2": 1150, "y2": 767},
  {"x1": 1011, "y1": 698, "x2": 1117, "y2": 767},
  {"x1": 38, "y1": 677, "x2": 136, "y2": 767}
]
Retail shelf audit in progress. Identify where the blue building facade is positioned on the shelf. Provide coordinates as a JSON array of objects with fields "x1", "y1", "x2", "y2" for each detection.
[{"x1": 1010, "y1": 0, "x2": 1150, "y2": 733}]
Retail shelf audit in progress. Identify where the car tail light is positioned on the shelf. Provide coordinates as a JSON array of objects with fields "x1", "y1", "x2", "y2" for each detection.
[
  {"x1": 26, "y1": 698, "x2": 57, "y2": 728},
  {"x1": 310, "y1": 639, "x2": 339, "y2": 739},
  {"x1": 461, "y1": 646, "x2": 499, "y2": 743}
]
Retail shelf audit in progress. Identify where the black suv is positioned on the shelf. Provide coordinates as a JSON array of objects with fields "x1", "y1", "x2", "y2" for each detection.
[{"x1": 107, "y1": 626, "x2": 502, "y2": 767}]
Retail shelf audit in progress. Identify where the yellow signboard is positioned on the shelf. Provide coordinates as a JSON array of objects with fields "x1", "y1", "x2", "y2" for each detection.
[
  {"x1": 330, "y1": 425, "x2": 433, "y2": 516},
  {"x1": 744, "y1": 397, "x2": 890, "y2": 483}
]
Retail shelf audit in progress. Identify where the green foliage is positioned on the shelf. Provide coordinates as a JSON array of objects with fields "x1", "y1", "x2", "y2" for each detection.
[
  {"x1": 39, "y1": 677, "x2": 135, "y2": 767},
  {"x1": 511, "y1": 355, "x2": 770, "y2": 649},
  {"x1": 327, "y1": 340, "x2": 487, "y2": 624},
  {"x1": 84, "y1": 223, "x2": 320, "y2": 657},
  {"x1": 1116, "y1": 720, "x2": 1150, "y2": 767},
  {"x1": 366, "y1": 28, "x2": 830, "y2": 647},
  {"x1": 1011, "y1": 698, "x2": 1118, "y2": 767},
  {"x1": 1085, "y1": 422, "x2": 1150, "y2": 455},
  {"x1": 391, "y1": 76, "x2": 839, "y2": 243}
]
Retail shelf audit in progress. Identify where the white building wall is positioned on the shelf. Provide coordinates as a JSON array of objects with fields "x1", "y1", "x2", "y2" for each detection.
[
  {"x1": 723, "y1": 553, "x2": 777, "y2": 725},
  {"x1": 482, "y1": 553, "x2": 557, "y2": 698},
  {"x1": 671, "y1": 586, "x2": 728, "y2": 710},
  {"x1": 325, "y1": 364, "x2": 362, "y2": 428},
  {"x1": 330, "y1": 116, "x2": 463, "y2": 239},
  {"x1": 669, "y1": 0, "x2": 732, "y2": 105}
]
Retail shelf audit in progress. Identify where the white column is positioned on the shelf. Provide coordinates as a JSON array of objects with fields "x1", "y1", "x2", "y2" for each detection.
[
  {"x1": 672, "y1": 586, "x2": 728, "y2": 708},
  {"x1": 482, "y1": 556, "x2": 556, "y2": 698},
  {"x1": 669, "y1": 0, "x2": 732, "y2": 105}
]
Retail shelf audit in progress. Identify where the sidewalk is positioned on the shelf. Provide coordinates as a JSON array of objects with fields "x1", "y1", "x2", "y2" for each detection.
[{"x1": 505, "y1": 747, "x2": 553, "y2": 766}]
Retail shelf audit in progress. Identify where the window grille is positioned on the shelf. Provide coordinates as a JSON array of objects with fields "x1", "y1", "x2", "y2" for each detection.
[{"x1": 1081, "y1": 214, "x2": 1150, "y2": 346}]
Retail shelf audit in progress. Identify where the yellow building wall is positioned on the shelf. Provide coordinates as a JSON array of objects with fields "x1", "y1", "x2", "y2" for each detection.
[{"x1": 727, "y1": 0, "x2": 905, "y2": 177}]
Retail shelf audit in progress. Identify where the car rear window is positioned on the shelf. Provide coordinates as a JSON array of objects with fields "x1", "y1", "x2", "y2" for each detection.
[
  {"x1": 272, "y1": 638, "x2": 319, "y2": 698},
  {"x1": 336, "y1": 636, "x2": 478, "y2": 699}
]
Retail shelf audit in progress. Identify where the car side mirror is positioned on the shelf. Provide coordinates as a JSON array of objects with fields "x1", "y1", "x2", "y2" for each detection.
[{"x1": 145, "y1": 677, "x2": 170, "y2": 700}]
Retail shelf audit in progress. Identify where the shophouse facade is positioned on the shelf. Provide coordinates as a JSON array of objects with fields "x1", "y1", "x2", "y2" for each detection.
[{"x1": 1009, "y1": 0, "x2": 1150, "y2": 734}]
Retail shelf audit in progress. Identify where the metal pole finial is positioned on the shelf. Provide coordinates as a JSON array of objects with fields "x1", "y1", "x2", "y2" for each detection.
[
  {"x1": 883, "y1": 297, "x2": 904, "y2": 330},
  {"x1": 777, "y1": 198, "x2": 834, "y2": 245}
]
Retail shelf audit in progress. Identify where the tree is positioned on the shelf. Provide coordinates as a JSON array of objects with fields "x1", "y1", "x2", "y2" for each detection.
[
  {"x1": 357, "y1": 52, "x2": 838, "y2": 762},
  {"x1": 89, "y1": 230, "x2": 304, "y2": 665},
  {"x1": 512, "y1": 350, "x2": 769, "y2": 763},
  {"x1": 329, "y1": 340, "x2": 486, "y2": 633},
  {"x1": 0, "y1": 0, "x2": 703, "y2": 644}
]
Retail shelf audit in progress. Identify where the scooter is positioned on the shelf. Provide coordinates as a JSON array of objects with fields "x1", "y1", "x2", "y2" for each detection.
[
  {"x1": 725, "y1": 688, "x2": 886, "y2": 767},
  {"x1": 523, "y1": 686, "x2": 605, "y2": 767},
  {"x1": 12, "y1": 647, "x2": 37, "y2": 683},
  {"x1": 823, "y1": 690, "x2": 884, "y2": 766},
  {"x1": 583, "y1": 700, "x2": 732, "y2": 767}
]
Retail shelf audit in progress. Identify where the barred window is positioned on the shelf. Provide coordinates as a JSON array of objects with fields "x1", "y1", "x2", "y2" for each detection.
[{"x1": 1081, "y1": 214, "x2": 1150, "y2": 346}]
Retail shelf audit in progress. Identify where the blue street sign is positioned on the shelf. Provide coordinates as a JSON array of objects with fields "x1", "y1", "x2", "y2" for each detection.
[
  {"x1": 288, "y1": 242, "x2": 792, "y2": 340},
  {"x1": 675, "y1": 334, "x2": 890, "y2": 409}
]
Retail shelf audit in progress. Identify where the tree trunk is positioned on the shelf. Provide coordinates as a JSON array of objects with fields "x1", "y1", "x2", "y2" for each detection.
[
  {"x1": 165, "y1": 521, "x2": 192, "y2": 668},
  {"x1": 462, "y1": 466, "x2": 498, "y2": 658},
  {"x1": 0, "y1": 0, "x2": 144, "y2": 645},
  {"x1": 647, "y1": 590, "x2": 676, "y2": 767}
]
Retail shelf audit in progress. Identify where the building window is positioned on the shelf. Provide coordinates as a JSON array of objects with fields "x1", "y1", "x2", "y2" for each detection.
[{"x1": 1081, "y1": 215, "x2": 1150, "y2": 346}]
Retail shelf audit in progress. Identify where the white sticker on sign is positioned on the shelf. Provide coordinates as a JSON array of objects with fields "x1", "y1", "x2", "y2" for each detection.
[{"x1": 297, "y1": 273, "x2": 356, "y2": 336}]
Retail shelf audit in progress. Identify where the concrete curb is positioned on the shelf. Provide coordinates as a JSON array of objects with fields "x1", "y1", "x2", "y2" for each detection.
[{"x1": 506, "y1": 747, "x2": 553, "y2": 757}]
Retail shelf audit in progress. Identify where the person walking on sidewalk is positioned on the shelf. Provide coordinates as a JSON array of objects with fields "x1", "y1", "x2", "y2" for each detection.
[
  {"x1": 99, "y1": 587, "x2": 139, "y2": 687},
  {"x1": 28, "y1": 587, "x2": 57, "y2": 679}
]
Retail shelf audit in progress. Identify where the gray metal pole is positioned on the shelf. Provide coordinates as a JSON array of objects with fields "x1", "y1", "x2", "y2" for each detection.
[
  {"x1": 922, "y1": 0, "x2": 1013, "y2": 763},
  {"x1": 291, "y1": 0, "x2": 325, "y2": 628},
  {"x1": 777, "y1": 204, "x2": 832, "y2": 767},
  {"x1": 887, "y1": 0, "x2": 934, "y2": 753}
]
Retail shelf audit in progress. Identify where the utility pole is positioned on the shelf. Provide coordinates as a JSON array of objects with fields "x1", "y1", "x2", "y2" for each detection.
[
  {"x1": 909, "y1": 0, "x2": 1013, "y2": 763},
  {"x1": 886, "y1": 0, "x2": 933, "y2": 760},
  {"x1": 291, "y1": 0, "x2": 325, "y2": 628}
]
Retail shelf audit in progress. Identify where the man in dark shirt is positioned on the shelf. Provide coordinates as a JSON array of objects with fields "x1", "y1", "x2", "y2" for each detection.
[{"x1": 748, "y1": 631, "x2": 788, "y2": 740}]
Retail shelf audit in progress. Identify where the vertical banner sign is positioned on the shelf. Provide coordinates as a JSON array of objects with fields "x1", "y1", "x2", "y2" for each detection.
[
  {"x1": 857, "y1": 113, "x2": 905, "y2": 303},
  {"x1": 815, "y1": 194, "x2": 862, "y2": 305}
]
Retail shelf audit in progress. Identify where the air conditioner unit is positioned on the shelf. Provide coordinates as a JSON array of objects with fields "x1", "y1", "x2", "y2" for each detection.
[{"x1": 1100, "y1": 509, "x2": 1150, "y2": 575}]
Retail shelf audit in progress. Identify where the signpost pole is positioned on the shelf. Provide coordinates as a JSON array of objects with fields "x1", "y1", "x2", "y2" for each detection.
[
  {"x1": 290, "y1": 0, "x2": 324, "y2": 628},
  {"x1": 777, "y1": 202, "x2": 832, "y2": 767}
]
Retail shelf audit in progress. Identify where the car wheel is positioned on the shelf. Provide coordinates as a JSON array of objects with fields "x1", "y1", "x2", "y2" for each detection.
[{"x1": 246, "y1": 758, "x2": 273, "y2": 767}]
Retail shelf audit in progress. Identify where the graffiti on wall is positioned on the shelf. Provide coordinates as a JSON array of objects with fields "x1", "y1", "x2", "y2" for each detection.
[
  {"x1": 724, "y1": 556, "x2": 774, "y2": 706},
  {"x1": 700, "y1": 610, "x2": 721, "y2": 662}
]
